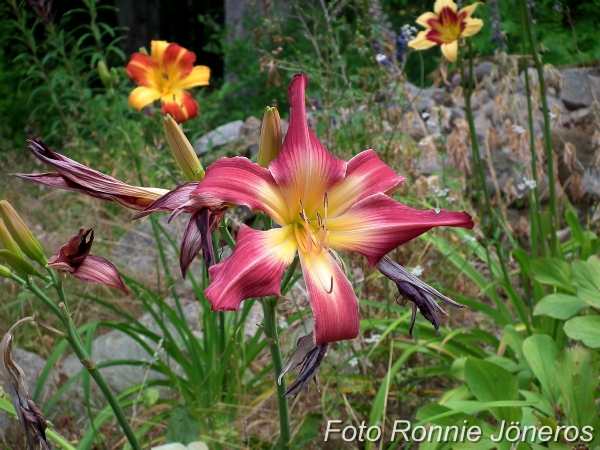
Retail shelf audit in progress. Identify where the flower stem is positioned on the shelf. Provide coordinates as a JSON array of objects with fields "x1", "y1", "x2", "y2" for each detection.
[
  {"x1": 49, "y1": 275, "x2": 142, "y2": 450},
  {"x1": 261, "y1": 297, "x2": 291, "y2": 450},
  {"x1": 519, "y1": 0, "x2": 557, "y2": 223}
]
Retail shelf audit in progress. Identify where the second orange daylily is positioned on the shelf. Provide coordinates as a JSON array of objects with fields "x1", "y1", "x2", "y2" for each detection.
[
  {"x1": 125, "y1": 40, "x2": 210, "y2": 123},
  {"x1": 408, "y1": 0, "x2": 484, "y2": 62}
]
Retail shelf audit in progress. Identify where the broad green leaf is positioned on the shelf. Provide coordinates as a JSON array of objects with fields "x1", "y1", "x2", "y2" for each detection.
[
  {"x1": 571, "y1": 256, "x2": 600, "y2": 308},
  {"x1": 519, "y1": 390, "x2": 555, "y2": 418},
  {"x1": 166, "y1": 405, "x2": 201, "y2": 445},
  {"x1": 564, "y1": 316, "x2": 600, "y2": 348},
  {"x1": 555, "y1": 347, "x2": 597, "y2": 429},
  {"x1": 522, "y1": 335, "x2": 560, "y2": 402},
  {"x1": 533, "y1": 294, "x2": 587, "y2": 320},
  {"x1": 464, "y1": 357, "x2": 521, "y2": 423},
  {"x1": 502, "y1": 325, "x2": 525, "y2": 363},
  {"x1": 530, "y1": 258, "x2": 575, "y2": 293}
]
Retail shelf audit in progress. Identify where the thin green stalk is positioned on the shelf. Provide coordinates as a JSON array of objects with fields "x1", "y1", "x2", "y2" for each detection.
[
  {"x1": 522, "y1": 58, "x2": 544, "y2": 257},
  {"x1": 464, "y1": 39, "x2": 494, "y2": 220},
  {"x1": 52, "y1": 279, "x2": 142, "y2": 450},
  {"x1": 261, "y1": 297, "x2": 291, "y2": 450},
  {"x1": 519, "y1": 0, "x2": 557, "y2": 223}
]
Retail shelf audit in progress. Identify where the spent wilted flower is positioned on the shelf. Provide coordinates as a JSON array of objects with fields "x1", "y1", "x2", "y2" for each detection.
[
  {"x1": 0, "y1": 318, "x2": 51, "y2": 450},
  {"x1": 15, "y1": 141, "x2": 169, "y2": 210},
  {"x1": 408, "y1": 0, "x2": 484, "y2": 62},
  {"x1": 125, "y1": 41, "x2": 210, "y2": 123},
  {"x1": 279, "y1": 331, "x2": 328, "y2": 399},
  {"x1": 170, "y1": 75, "x2": 473, "y2": 344},
  {"x1": 46, "y1": 228, "x2": 128, "y2": 295},
  {"x1": 377, "y1": 256, "x2": 466, "y2": 336}
]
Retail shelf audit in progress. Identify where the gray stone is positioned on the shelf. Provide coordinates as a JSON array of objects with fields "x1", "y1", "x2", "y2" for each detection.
[
  {"x1": 192, "y1": 120, "x2": 245, "y2": 155},
  {"x1": 559, "y1": 68, "x2": 600, "y2": 111}
]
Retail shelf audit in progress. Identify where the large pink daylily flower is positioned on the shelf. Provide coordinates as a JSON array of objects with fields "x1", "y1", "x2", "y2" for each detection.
[{"x1": 154, "y1": 74, "x2": 473, "y2": 345}]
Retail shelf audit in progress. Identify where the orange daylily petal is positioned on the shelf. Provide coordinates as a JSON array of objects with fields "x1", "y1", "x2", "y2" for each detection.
[
  {"x1": 161, "y1": 90, "x2": 198, "y2": 123},
  {"x1": 163, "y1": 43, "x2": 196, "y2": 84},
  {"x1": 151, "y1": 40, "x2": 169, "y2": 66},
  {"x1": 124, "y1": 53, "x2": 159, "y2": 88},
  {"x1": 172, "y1": 65, "x2": 211, "y2": 90},
  {"x1": 408, "y1": 30, "x2": 438, "y2": 50},
  {"x1": 441, "y1": 41, "x2": 459, "y2": 61},
  {"x1": 299, "y1": 250, "x2": 360, "y2": 345},
  {"x1": 461, "y1": 17, "x2": 484, "y2": 37},
  {"x1": 129, "y1": 86, "x2": 161, "y2": 110},
  {"x1": 416, "y1": 11, "x2": 437, "y2": 28},
  {"x1": 434, "y1": 0, "x2": 458, "y2": 14}
]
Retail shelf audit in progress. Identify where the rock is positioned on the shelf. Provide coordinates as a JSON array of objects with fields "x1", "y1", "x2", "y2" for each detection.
[
  {"x1": 192, "y1": 120, "x2": 245, "y2": 155},
  {"x1": 559, "y1": 68, "x2": 600, "y2": 111},
  {"x1": 112, "y1": 215, "x2": 186, "y2": 287}
]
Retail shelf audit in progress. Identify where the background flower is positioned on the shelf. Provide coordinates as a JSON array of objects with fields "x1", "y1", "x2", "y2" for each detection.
[{"x1": 125, "y1": 40, "x2": 210, "y2": 123}]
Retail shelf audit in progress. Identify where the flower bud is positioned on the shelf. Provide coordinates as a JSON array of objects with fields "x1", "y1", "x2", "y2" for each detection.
[
  {"x1": 110, "y1": 67, "x2": 119, "y2": 87},
  {"x1": 97, "y1": 60, "x2": 112, "y2": 89},
  {"x1": 163, "y1": 114, "x2": 205, "y2": 181},
  {"x1": 257, "y1": 107, "x2": 282, "y2": 168},
  {"x1": 0, "y1": 264, "x2": 12, "y2": 279},
  {"x1": 139, "y1": 46, "x2": 148, "y2": 55},
  {"x1": 0, "y1": 250, "x2": 38, "y2": 277},
  {"x1": 0, "y1": 201, "x2": 47, "y2": 265},
  {"x1": 0, "y1": 219, "x2": 22, "y2": 257}
]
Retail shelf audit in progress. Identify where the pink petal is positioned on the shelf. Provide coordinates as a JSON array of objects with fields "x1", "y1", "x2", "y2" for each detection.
[
  {"x1": 327, "y1": 149, "x2": 406, "y2": 217},
  {"x1": 268, "y1": 75, "x2": 346, "y2": 218},
  {"x1": 327, "y1": 193, "x2": 474, "y2": 266},
  {"x1": 206, "y1": 225, "x2": 297, "y2": 311},
  {"x1": 190, "y1": 157, "x2": 290, "y2": 225},
  {"x1": 13, "y1": 173, "x2": 116, "y2": 202},
  {"x1": 133, "y1": 182, "x2": 200, "y2": 220},
  {"x1": 179, "y1": 208, "x2": 227, "y2": 277},
  {"x1": 299, "y1": 251, "x2": 360, "y2": 344},
  {"x1": 72, "y1": 255, "x2": 129, "y2": 295}
]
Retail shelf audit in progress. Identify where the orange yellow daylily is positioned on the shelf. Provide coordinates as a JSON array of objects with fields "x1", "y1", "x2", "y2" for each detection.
[
  {"x1": 408, "y1": 0, "x2": 484, "y2": 62},
  {"x1": 125, "y1": 41, "x2": 210, "y2": 123}
]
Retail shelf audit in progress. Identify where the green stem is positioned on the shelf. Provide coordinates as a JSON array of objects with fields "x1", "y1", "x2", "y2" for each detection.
[
  {"x1": 464, "y1": 39, "x2": 493, "y2": 221},
  {"x1": 261, "y1": 297, "x2": 291, "y2": 450},
  {"x1": 522, "y1": 58, "x2": 544, "y2": 257},
  {"x1": 51, "y1": 278, "x2": 142, "y2": 450},
  {"x1": 519, "y1": 0, "x2": 557, "y2": 223}
]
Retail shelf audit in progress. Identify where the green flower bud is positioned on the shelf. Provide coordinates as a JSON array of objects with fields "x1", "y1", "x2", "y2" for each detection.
[
  {"x1": 139, "y1": 46, "x2": 148, "y2": 55},
  {"x1": 97, "y1": 60, "x2": 112, "y2": 89},
  {"x1": 0, "y1": 264, "x2": 12, "y2": 279},
  {"x1": 0, "y1": 249, "x2": 37, "y2": 277},
  {"x1": 0, "y1": 219, "x2": 22, "y2": 257},
  {"x1": 0, "y1": 200, "x2": 47, "y2": 265},
  {"x1": 164, "y1": 114, "x2": 205, "y2": 181},
  {"x1": 257, "y1": 107, "x2": 282, "y2": 168}
]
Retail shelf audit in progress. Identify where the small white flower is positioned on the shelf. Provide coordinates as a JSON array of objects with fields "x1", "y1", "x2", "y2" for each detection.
[
  {"x1": 512, "y1": 125, "x2": 526, "y2": 134},
  {"x1": 523, "y1": 177, "x2": 537, "y2": 189},
  {"x1": 517, "y1": 183, "x2": 525, "y2": 191},
  {"x1": 410, "y1": 265, "x2": 424, "y2": 277},
  {"x1": 418, "y1": 139, "x2": 430, "y2": 147},
  {"x1": 446, "y1": 196, "x2": 456, "y2": 203},
  {"x1": 365, "y1": 334, "x2": 381, "y2": 344},
  {"x1": 434, "y1": 187, "x2": 449, "y2": 197},
  {"x1": 278, "y1": 320, "x2": 289, "y2": 329},
  {"x1": 348, "y1": 357, "x2": 359, "y2": 368},
  {"x1": 549, "y1": 112, "x2": 558, "y2": 119},
  {"x1": 421, "y1": 112, "x2": 431, "y2": 120},
  {"x1": 375, "y1": 54, "x2": 387, "y2": 63}
]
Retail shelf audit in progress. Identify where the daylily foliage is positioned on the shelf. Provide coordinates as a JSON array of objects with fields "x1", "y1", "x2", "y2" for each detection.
[
  {"x1": 145, "y1": 74, "x2": 474, "y2": 345},
  {"x1": 408, "y1": 0, "x2": 484, "y2": 62},
  {"x1": 125, "y1": 40, "x2": 210, "y2": 123}
]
